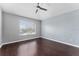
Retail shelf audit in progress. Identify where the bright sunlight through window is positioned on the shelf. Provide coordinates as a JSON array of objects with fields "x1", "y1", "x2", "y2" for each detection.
[{"x1": 19, "y1": 19, "x2": 36, "y2": 35}]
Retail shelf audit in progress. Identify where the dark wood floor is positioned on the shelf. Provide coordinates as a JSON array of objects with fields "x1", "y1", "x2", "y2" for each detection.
[{"x1": 0, "y1": 38, "x2": 79, "y2": 56}]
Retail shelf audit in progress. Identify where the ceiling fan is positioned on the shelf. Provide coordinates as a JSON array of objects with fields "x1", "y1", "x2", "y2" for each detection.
[{"x1": 35, "y1": 3, "x2": 47, "y2": 14}]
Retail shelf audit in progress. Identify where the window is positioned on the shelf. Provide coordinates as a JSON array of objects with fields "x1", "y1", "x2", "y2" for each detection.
[{"x1": 19, "y1": 19, "x2": 36, "y2": 35}]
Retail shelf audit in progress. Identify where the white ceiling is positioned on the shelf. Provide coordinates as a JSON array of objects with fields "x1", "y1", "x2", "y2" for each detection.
[{"x1": 0, "y1": 3, "x2": 79, "y2": 20}]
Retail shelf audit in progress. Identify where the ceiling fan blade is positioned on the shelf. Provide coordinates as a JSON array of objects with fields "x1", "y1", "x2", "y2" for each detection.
[
  {"x1": 35, "y1": 9, "x2": 38, "y2": 14},
  {"x1": 40, "y1": 7, "x2": 47, "y2": 11},
  {"x1": 37, "y1": 6, "x2": 47, "y2": 11}
]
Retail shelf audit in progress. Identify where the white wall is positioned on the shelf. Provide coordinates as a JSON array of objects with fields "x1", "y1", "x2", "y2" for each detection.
[
  {"x1": 42, "y1": 9, "x2": 79, "y2": 46},
  {"x1": 2, "y1": 12, "x2": 41, "y2": 44}
]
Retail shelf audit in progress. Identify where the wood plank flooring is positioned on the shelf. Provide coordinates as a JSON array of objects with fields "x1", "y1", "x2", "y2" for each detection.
[{"x1": 0, "y1": 38, "x2": 79, "y2": 56}]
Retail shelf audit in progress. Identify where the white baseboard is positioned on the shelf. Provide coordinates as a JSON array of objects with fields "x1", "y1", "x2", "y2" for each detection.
[
  {"x1": 0, "y1": 44, "x2": 2, "y2": 48},
  {"x1": 1, "y1": 37, "x2": 40, "y2": 48},
  {"x1": 1, "y1": 36, "x2": 79, "y2": 49},
  {"x1": 42, "y1": 37, "x2": 79, "y2": 48}
]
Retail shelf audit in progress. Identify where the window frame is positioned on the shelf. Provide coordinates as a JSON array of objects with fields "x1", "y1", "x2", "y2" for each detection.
[{"x1": 19, "y1": 19, "x2": 36, "y2": 36}]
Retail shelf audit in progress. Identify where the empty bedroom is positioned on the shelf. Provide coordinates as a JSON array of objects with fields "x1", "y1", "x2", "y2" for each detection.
[{"x1": 0, "y1": 3, "x2": 79, "y2": 56}]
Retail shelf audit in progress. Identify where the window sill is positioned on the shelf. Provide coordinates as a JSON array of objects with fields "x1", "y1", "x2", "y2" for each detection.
[{"x1": 20, "y1": 33, "x2": 36, "y2": 36}]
